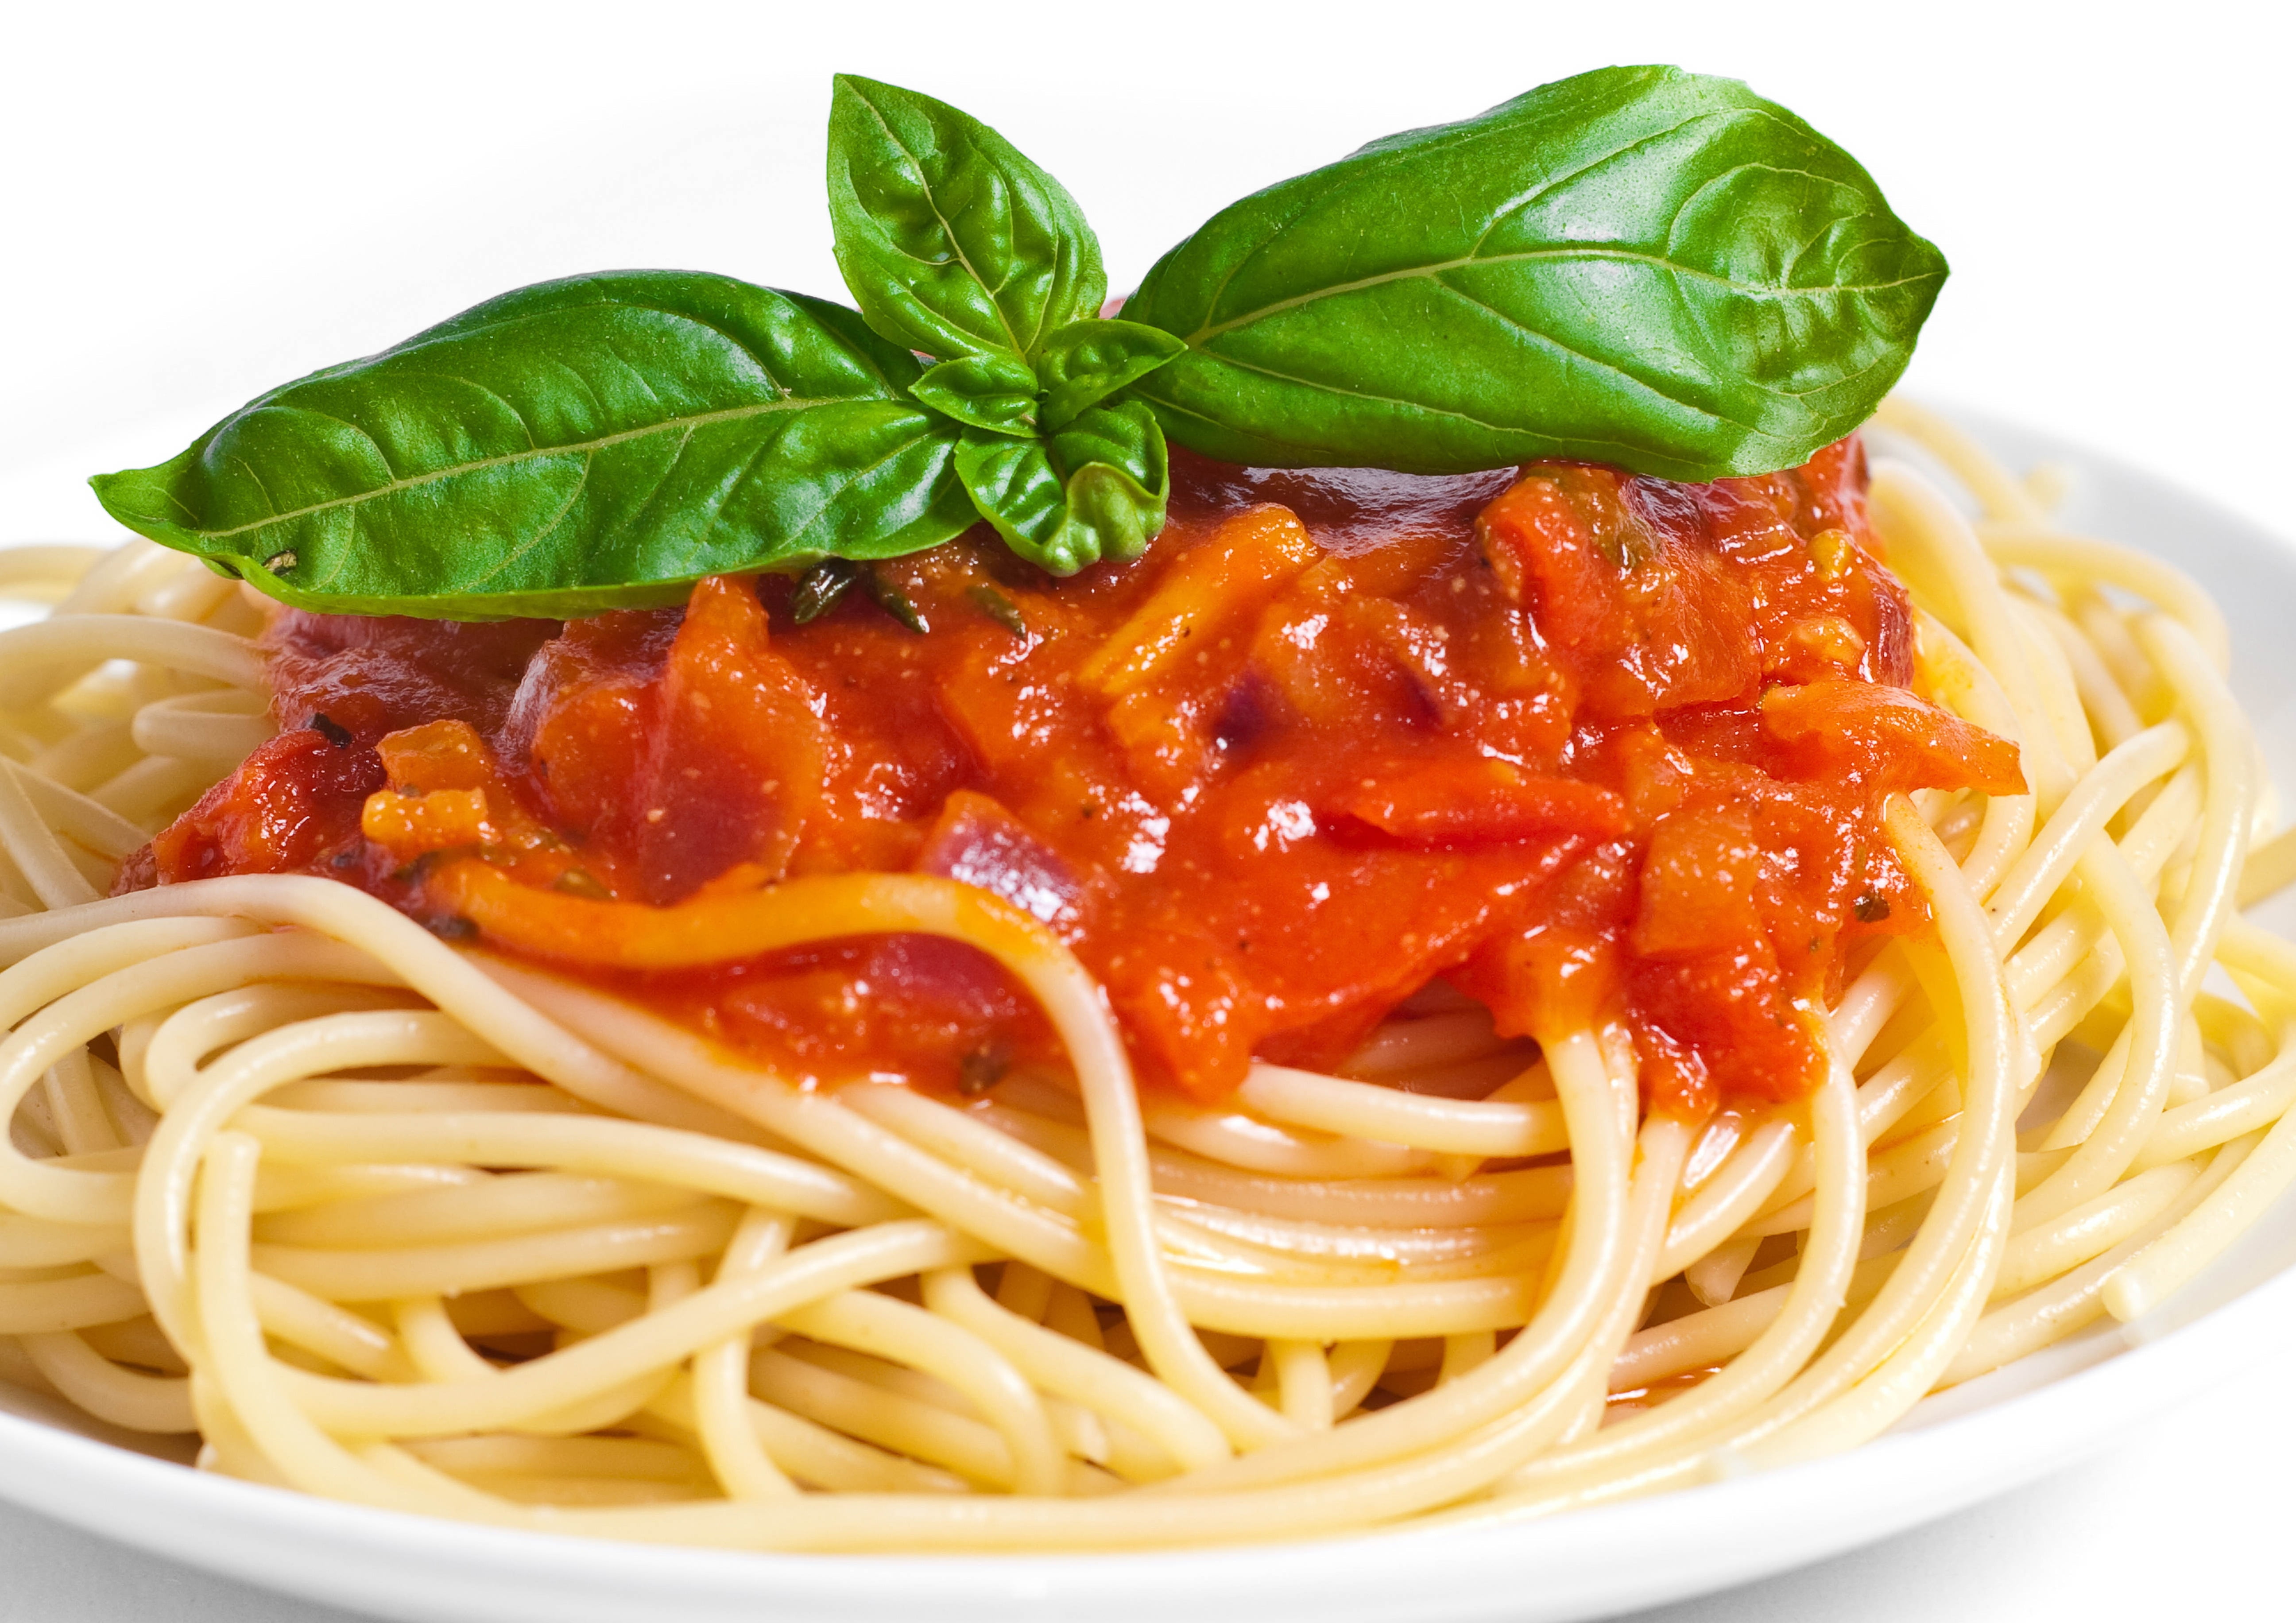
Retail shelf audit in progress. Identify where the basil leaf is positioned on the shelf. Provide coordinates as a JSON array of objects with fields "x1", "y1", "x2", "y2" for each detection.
[
  {"x1": 89, "y1": 271, "x2": 978, "y2": 619},
  {"x1": 954, "y1": 400, "x2": 1167, "y2": 574},
  {"x1": 828, "y1": 75, "x2": 1105, "y2": 364},
  {"x1": 911, "y1": 352, "x2": 1041, "y2": 436},
  {"x1": 1125, "y1": 65, "x2": 1948, "y2": 481},
  {"x1": 1034, "y1": 318, "x2": 1186, "y2": 430}
]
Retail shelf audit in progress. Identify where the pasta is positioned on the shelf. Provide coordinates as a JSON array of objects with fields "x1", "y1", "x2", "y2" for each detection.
[{"x1": 0, "y1": 398, "x2": 2288, "y2": 1554}]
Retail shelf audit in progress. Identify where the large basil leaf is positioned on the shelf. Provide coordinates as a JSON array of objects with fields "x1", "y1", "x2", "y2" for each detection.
[
  {"x1": 89, "y1": 272, "x2": 976, "y2": 618},
  {"x1": 828, "y1": 75, "x2": 1106, "y2": 364},
  {"x1": 954, "y1": 400, "x2": 1167, "y2": 573},
  {"x1": 1125, "y1": 65, "x2": 1948, "y2": 481}
]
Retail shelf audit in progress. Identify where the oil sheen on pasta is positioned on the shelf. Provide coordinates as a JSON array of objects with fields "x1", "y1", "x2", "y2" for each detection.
[{"x1": 120, "y1": 441, "x2": 2022, "y2": 1113}]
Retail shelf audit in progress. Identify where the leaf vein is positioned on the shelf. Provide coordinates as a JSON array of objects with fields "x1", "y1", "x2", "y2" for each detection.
[
  {"x1": 190, "y1": 397, "x2": 853, "y2": 546},
  {"x1": 1191, "y1": 244, "x2": 1937, "y2": 344},
  {"x1": 850, "y1": 89, "x2": 1029, "y2": 357}
]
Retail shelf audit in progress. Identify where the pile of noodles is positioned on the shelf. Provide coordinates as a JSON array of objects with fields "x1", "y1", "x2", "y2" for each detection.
[{"x1": 0, "y1": 399, "x2": 2288, "y2": 1550}]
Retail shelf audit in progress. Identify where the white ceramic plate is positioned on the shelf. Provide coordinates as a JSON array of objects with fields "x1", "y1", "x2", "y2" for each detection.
[{"x1": 1, "y1": 412, "x2": 2292, "y2": 1623}]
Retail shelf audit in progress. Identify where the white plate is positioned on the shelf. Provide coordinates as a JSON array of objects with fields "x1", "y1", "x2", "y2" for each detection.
[{"x1": 1, "y1": 412, "x2": 2292, "y2": 1623}]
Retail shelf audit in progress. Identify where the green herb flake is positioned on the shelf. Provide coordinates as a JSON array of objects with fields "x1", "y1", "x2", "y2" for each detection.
[
  {"x1": 790, "y1": 558, "x2": 863, "y2": 625},
  {"x1": 551, "y1": 868, "x2": 613, "y2": 900},
  {"x1": 968, "y1": 581, "x2": 1028, "y2": 637},
  {"x1": 958, "y1": 1042, "x2": 1013, "y2": 1096},
  {"x1": 866, "y1": 568, "x2": 929, "y2": 635}
]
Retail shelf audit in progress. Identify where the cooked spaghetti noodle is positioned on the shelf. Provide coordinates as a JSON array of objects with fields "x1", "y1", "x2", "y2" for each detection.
[{"x1": 0, "y1": 400, "x2": 2288, "y2": 1551}]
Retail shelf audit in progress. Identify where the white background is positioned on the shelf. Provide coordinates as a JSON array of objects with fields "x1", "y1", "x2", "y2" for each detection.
[{"x1": 3, "y1": 0, "x2": 2292, "y2": 1615}]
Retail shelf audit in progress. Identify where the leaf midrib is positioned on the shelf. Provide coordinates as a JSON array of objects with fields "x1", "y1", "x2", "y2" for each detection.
[
  {"x1": 191, "y1": 396, "x2": 844, "y2": 546},
  {"x1": 1185, "y1": 243, "x2": 1940, "y2": 347},
  {"x1": 849, "y1": 89, "x2": 1031, "y2": 358}
]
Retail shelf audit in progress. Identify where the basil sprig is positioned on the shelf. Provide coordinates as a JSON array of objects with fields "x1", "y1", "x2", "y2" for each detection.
[
  {"x1": 827, "y1": 75, "x2": 1177, "y2": 573},
  {"x1": 91, "y1": 66, "x2": 1944, "y2": 617},
  {"x1": 1123, "y1": 66, "x2": 1948, "y2": 480}
]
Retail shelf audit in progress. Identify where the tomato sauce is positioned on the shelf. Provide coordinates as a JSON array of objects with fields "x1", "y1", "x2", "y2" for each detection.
[{"x1": 125, "y1": 438, "x2": 2022, "y2": 1114}]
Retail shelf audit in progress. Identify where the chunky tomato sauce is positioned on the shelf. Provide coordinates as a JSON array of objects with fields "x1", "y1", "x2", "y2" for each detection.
[{"x1": 126, "y1": 440, "x2": 2021, "y2": 1114}]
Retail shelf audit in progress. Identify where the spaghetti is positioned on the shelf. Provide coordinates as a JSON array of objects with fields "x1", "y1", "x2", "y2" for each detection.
[{"x1": 0, "y1": 400, "x2": 2288, "y2": 1552}]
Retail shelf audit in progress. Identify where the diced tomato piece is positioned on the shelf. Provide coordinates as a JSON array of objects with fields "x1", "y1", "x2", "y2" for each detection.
[
  {"x1": 1332, "y1": 759, "x2": 1626, "y2": 847},
  {"x1": 1093, "y1": 926, "x2": 1257, "y2": 1099},
  {"x1": 1453, "y1": 925, "x2": 1624, "y2": 1047},
  {"x1": 1762, "y1": 679, "x2": 2026, "y2": 795},
  {"x1": 1630, "y1": 942, "x2": 1823, "y2": 1106},
  {"x1": 266, "y1": 611, "x2": 558, "y2": 743},
  {"x1": 1246, "y1": 536, "x2": 1463, "y2": 732},
  {"x1": 1453, "y1": 842, "x2": 1639, "y2": 1041},
  {"x1": 1080, "y1": 505, "x2": 1317, "y2": 697},
  {"x1": 526, "y1": 577, "x2": 825, "y2": 903},
  {"x1": 1477, "y1": 474, "x2": 1634, "y2": 655},
  {"x1": 1632, "y1": 806, "x2": 1764, "y2": 959},
  {"x1": 1476, "y1": 468, "x2": 1760, "y2": 713},
  {"x1": 695, "y1": 933, "x2": 1053, "y2": 1092},
  {"x1": 146, "y1": 728, "x2": 381, "y2": 883}
]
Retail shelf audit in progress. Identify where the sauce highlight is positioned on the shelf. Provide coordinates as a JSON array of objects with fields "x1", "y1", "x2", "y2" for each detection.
[{"x1": 127, "y1": 440, "x2": 2021, "y2": 1113}]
